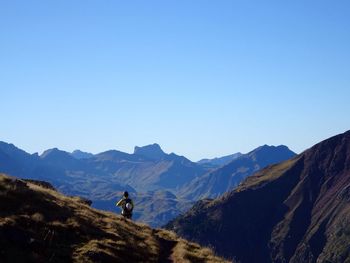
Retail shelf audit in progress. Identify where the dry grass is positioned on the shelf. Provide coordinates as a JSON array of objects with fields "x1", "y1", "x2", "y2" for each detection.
[
  {"x1": 236, "y1": 157, "x2": 299, "y2": 192},
  {"x1": 0, "y1": 173, "x2": 227, "y2": 262},
  {"x1": 172, "y1": 238, "x2": 229, "y2": 263},
  {"x1": 155, "y1": 229, "x2": 230, "y2": 263}
]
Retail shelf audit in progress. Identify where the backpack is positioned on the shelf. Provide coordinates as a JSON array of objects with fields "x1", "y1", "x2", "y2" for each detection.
[{"x1": 122, "y1": 198, "x2": 133, "y2": 214}]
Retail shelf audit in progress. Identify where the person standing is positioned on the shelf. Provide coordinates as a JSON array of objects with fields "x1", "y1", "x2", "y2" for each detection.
[{"x1": 116, "y1": 191, "x2": 134, "y2": 219}]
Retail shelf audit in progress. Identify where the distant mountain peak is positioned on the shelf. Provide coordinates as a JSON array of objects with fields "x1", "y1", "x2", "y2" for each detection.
[
  {"x1": 0, "y1": 141, "x2": 14, "y2": 148},
  {"x1": 134, "y1": 143, "x2": 166, "y2": 160},
  {"x1": 40, "y1": 148, "x2": 72, "y2": 159},
  {"x1": 254, "y1": 144, "x2": 285, "y2": 150},
  {"x1": 249, "y1": 144, "x2": 294, "y2": 155},
  {"x1": 246, "y1": 144, "x2": 295, "y2": 167},
  {"x1": 40, "y1": 148, "x2": 60, "y2": 158},
  {"x1": 0, "y1": 141, "x2": 29, "y2": 155},
  {"x1": 180, "y1": 145, "x2": 296, "y2": 200},
  {"x1": 71, "y1": 150, "x2": 94, "y2": 159}
]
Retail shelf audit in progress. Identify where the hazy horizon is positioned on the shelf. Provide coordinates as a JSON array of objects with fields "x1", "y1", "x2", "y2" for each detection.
[
  {"x1": 0, "y1": 134, "x2": 343, "y2": 163},
  {"x1": 1, "y1": 1, "x2": 349, "y2": 160}
]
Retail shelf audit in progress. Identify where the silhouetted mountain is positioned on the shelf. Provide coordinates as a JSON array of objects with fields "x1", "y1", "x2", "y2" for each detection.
[
  {"x1": 180, "y1": 145, "x2": 296, "y2": 200},
  {"x1": 167, "y1": 131, "x2": 350, "y2": 263},
  {"x1": 70, "y1": 150, "x2": 94, "y2": 159},
  {"x1": 0, "y1": 173, "x2": 229, "y2": 263},
  {"x1": 197, "y1": 152, "x2": 242, "y2": 167}
]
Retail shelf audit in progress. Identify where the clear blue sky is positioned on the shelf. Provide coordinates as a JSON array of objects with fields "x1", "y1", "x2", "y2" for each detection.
[{"x1": 1, "y1": 0, "x2": 349, "y2": 161}]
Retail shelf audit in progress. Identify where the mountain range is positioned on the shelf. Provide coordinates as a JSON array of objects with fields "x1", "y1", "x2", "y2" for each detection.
[
  {"x1": 89, "y1": 143, "x2": 208, "y2": 191},
  {"x1": 167, "y1": 130, "x2": 350, "y2": 263},
  {"x1": 0, "y1": 141, "x2": 296, "y2": 227},
  {"x1": 179, "y1": 145, "x2": 296, "y2": 200}
]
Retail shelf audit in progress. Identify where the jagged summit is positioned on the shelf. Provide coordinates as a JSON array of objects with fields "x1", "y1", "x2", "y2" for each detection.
[{"x1": 134, "y1": 143, "x2": 166, "y2": 160}]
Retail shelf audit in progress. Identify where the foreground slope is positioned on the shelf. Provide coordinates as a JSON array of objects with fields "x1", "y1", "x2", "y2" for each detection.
[
  {"x1": 0, "y1": 174, "x2": 228, "y2": 263},
  {"x1": 167, "y1": 131, "x2": 350, "y2": 263}
]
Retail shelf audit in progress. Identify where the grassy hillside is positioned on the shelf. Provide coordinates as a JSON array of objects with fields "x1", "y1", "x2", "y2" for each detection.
[{"x1": 0, "y1": 173, "x2": 229, "y2": 263}]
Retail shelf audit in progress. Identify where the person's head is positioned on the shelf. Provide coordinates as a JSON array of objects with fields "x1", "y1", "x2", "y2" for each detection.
[{"x1": 123, "y1": 191, "x2": 129, "y2": 198}]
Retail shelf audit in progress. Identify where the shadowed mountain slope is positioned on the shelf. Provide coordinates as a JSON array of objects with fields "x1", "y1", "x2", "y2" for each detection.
[
  {"x1": 179, "y1": 145, "x2": 296, "y2": 200},
  {"x1": 167, "y1": 130, "x2": 350, "y2": 263},
  {"x1": 0, "y1": 173, "x2": 229, "y2": 263}
]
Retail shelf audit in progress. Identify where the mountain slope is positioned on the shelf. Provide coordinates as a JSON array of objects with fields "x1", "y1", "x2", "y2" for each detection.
[
  {"x1": 90, "y1": 190, "x2": 194, "y2": 228},
  {"x1": 197, "y1": 152, "x2": 242, "y2": 168},
  {"x1": 0, "y1": 143, "x2": 78, "y2": 189},
  {"x1": 0, "y1": 173, "x2": 229, "y2": 263},
  {"x1": 167, "y1": 131, "x2": 350, "y2": 263},
  {"x1": 133, "y1": 191, "x2": 194, "y2": 228},
  {"x1": 90, "y1": 144, "x2": 208, "y2": 192},
  {"x1": 70, "y1": 150, "x2": 94, "y2": 159},
  {"x1": 180, "y1": 145, "x2": 296, "y2": 200},
  {"x1": 0, "y1": 142, "x2": 41, "y2": 179}
]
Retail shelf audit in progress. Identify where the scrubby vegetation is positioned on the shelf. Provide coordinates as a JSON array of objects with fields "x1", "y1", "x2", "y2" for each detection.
[{"x1": 0, "y1": 174, "x2": 229, "y2": 263}]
